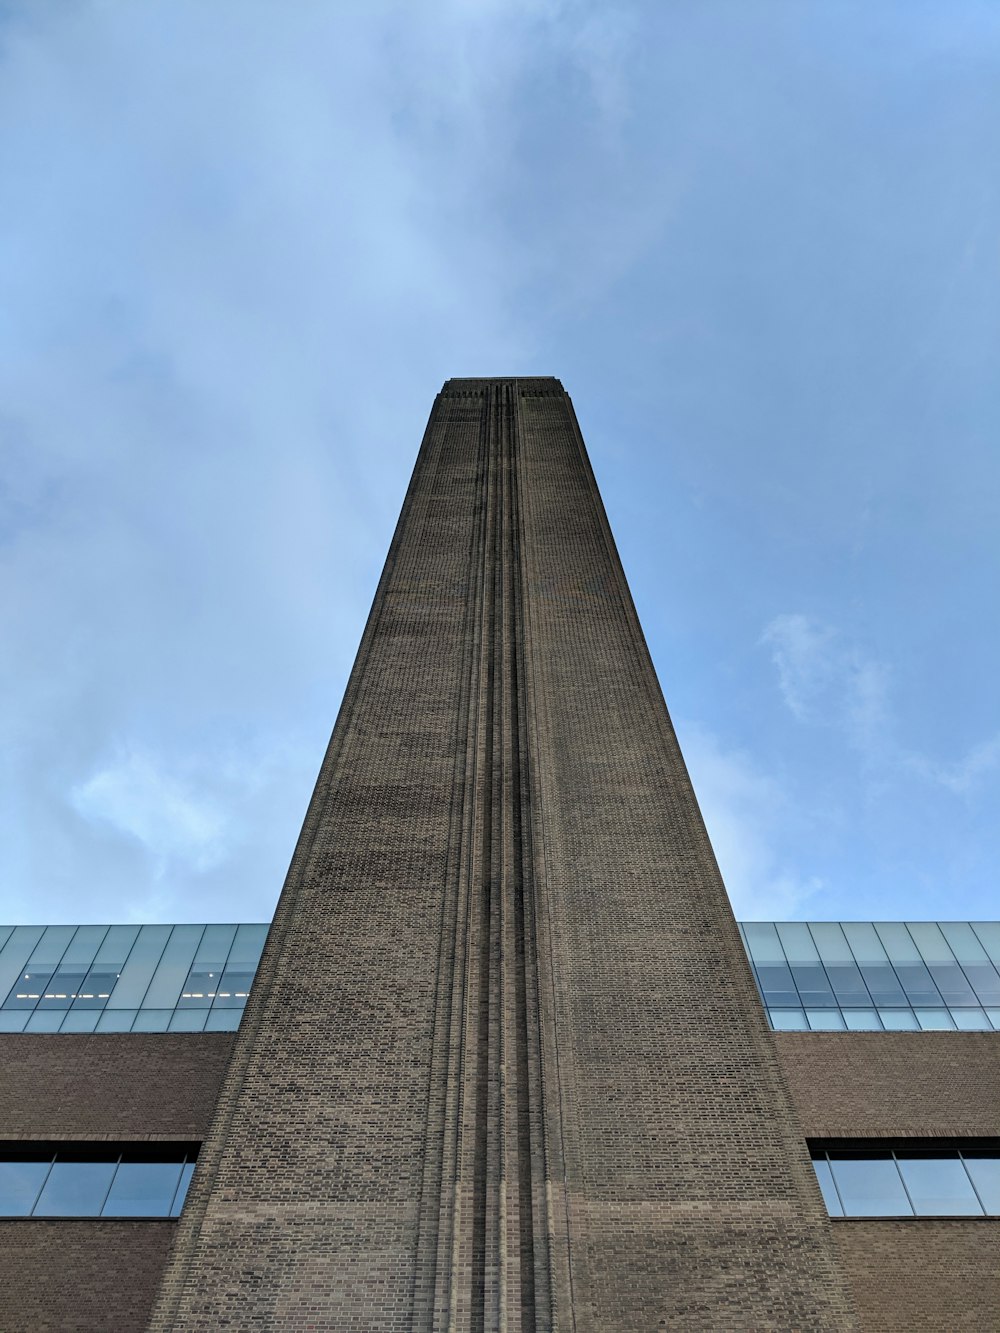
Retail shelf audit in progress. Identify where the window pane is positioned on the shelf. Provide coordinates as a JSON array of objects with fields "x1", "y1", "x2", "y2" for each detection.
[
  {"x1": 0, "y1": 1159, "x2": 51, "y2": 1215},
  {"x1": 952, "y1": 1009, "x2": 991, "y2": 1030},
  {"x1": 806, "y1": 1009, "x2": 845, "y2": 1030},
  {"x1": 131, "y1": 1009, "x2": 173, "y2": 1032},
  {"x1": 170, "y1": 1161, "x2": 196, "y2": 1217},
  {"x1": 105, "y1": 925, "x2": 170, "y2": 1009},
  {"x1": 878, "y1": 1009, "x2": 919, "y2": 1031},
  {"x1": 897, "y1": 1157, "x2": 982, "y2": 1216},
  {"x1": 964, "y1": 1155, "x2": 1000, "y2": 1214},
  {"x1": 914, "y1": 1008, "x2": 954, "y2": 1030},
  {"x1": 35, "y1": 1159, "x2": 117, "y2": 1216},
  {"x1": 96, "y1": 1008, "x2": 137, "y2": 1033},
  {"x1": 103, "y1": 1161, "x2": 183, "y2": 1217},
  {"x1": 843, "y1": 1009, "x2": 881, "y2": 1031},
  {"x1": 829, "y1": 1156, "x2": 912, "y2": 1216},
  {"x1": 769, "y1": 1009, "x2": 807, "y2": 1030},
  {"x1": 204, "y1": 1009, "x2": 242, "y2": 1032},
  {"x1": 142, "y1": 925, "x2": 204, "y2": 1010},
  {"x1": 811, "y1": 1158, "x2": 843, "y2": 1216}
]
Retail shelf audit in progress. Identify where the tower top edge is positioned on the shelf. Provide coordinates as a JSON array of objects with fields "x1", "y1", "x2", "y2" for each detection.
[{"x1": 441, "y1": 375, "x2": 564, "y2": 391}]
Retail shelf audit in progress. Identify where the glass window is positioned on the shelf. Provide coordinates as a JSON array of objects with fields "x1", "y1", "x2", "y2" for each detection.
[
  {"x1": 25, "y1": 1010, "x2": 66, "y2": 1033},
  {"x1": 828, "y1": 1154, "x2": 912, "y2": 1216},
  {"x1": 74, "y1": 925, "x2": 139, "y2": 1011},
  {"x1": 0, "y1": 1156, "x2": 52, "y2": 1215},
  {"x1": 105, "y1": 925, "x2": 170, "y2": 1010},
  {"x1": 877, "y1": 1009, "x2": 919, "y2": 1031},
  {"x1": 806, "y1": 1009, "x2": 846, "y2": 1031},
  {"x1": 951, "y1": 1008, "x2": 991, "y2": 1031},
  {"x1": 769, "y1": 1008, "x2": 808, "y2": 1030},
  {"x1": 914, "y1": 1008, "x2": 955, "y2": 1030},
  {"x1": 131, "y1": 1009, "x2": 174, "y2": 1032},
  {"x1": 873, "y1": 923, "x2": 944, "y2": 1006},
  {"x1": 178, "y1": 924, "x2": 236, "y2": 1010},
  {"x1": 213, "y1": 924, "x2": 266, "y2": 1010},
  {"x1": 939, "y1": 923, "x2": 1000, "y2": 1006},
  {"x1": 34, "y1": 1155, "x2": 117, "y2": 1217},
  {"x1": 843, "y1": 1009, "x2": 882, "y2": 1031},
  {"x1": 907, "y1": 923, "x2": 979, "y2": 1007},
  {"x1": 103, "y1": 1159, "x2": 183, "y2": 1217},
  {"x1": 810, "y1": 924, "x2": 872, "y2": 1007},
  {"x1": 963, "y1": 1154, "x2": 1000, "y2": 1214},
  {"x1": 812, "y1": 1158, "x2": 843, "y2": 1216},
  {"x1": 142, "y1": 925, "x2": 205, "y2": 1010},
  {"x1": 168, "y1": 1009, "x2": 208, "y2": 1032},
  {"x1": 971, "y1": 923, "x2": 1000, "y2": 972},
  {"x1": 96, "y1": 1008, "x2": 137, "y2": 1033},
  {"x1": 171, "y1": 1161, "x2": 196, "y2": 1216},
  {"x1": 896, "y1": 1155, "x2": 982, "y2": 1216},
  {"x1": 0, "y1": 927, "x2": 45, "y2": 1011},
  {"x1": 204, "y1": 1009, "x2": 242, "y2": 1032},
  {"x1": 59, "y1": 1010, "x2": 101, "y2": 1034}
]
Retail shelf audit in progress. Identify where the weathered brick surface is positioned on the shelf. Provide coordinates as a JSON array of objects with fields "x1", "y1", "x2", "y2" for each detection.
[
  {"x1": 147, "y1": 379, "x2": 855, "y2": 1329},
  {"x1": 774, "y1": 1031, "x2": 1000, "y2": 1139},
  {"x1": 0, "y1": 1033, "x2": 234, "y2": 1140},
  {"x1": 831, "y1": 1221, "x2": 1000, "y2": 1331},
  {"x1": 0, "y1": 1221, "x2": 175, "y2": 1333}
]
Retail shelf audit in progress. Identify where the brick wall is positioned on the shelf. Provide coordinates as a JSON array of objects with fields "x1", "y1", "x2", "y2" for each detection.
[
  {"x1": 0, "y1": 1033, "x2": 234, "y2": 1139},
  {"x1": 832, "y1": 1221, "x2": 1000, "y2": 1331},
  {"x1": 774, "y1": 1032, "x2": 1000, "y2": 1139},
  {"x1": 0, "y1": 1221, "x2": 176, "y2": 1333}
]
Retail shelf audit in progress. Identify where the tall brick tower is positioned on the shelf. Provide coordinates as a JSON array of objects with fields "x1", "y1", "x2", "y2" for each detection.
[{"x1": 148, "y1": 378, "x2": 856, "y2": 1329}]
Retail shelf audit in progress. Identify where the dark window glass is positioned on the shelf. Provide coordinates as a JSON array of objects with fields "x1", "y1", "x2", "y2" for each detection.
[
  {"x1": 103, "y1": 1161, "x2": 184, "y2": 1217},
  {"x1": 0, "y1": 1158, "x2": 51, "y2": 1215},
  {"x1": 34, "y1": 1157, "x2": 117, "y2": 1216},
  {"x1": 828, "y1": 1154, "x2": 912, "y2": 1216},
  {"x1": 789, "y1": 963, "x2": 837, "y2": 1007},
  {"x1": 896, "y1": 1156, "x2": 982, "y2": 1216}
]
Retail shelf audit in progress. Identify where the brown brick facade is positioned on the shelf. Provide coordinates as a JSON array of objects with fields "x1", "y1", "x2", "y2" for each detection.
[
  {"x1": 0, "y1": 1034, "x2": 234, "y2": 1140},
  {"x1": 147, "y1": 379, "x2": 855, "y2": 1330},
  {"x1": 831, "y1": 1221, "x2": 1000, "y2": 1331},
  {"x1": 775, "y1": 1031, "x2": 1000, "y2": 1140},
  {"x1": 0, "y1": 1221, "x2": 176, "y2": 1333}
]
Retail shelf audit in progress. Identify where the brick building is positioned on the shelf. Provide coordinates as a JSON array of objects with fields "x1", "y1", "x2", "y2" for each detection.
[{"x1": 1, "y1": 379, "x2": 997, "y2": 1330}]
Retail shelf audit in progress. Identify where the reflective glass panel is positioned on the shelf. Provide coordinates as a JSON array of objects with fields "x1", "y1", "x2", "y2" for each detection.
[
  {"x1": 0, "y1": 1158, "x2": 51, "y2": 1215},
  {"x1": 103, "y1": 1161, "x2": 183, "y2": 1217},
  {"x1": 768, "y1": 1009, "x2": 808, "y2": 1030},
  {"x1": 843, "y1": 1009, "x2": 881, "y2": 1031},
  {"x1": 0, "y1": 927, "x2": 45, "y2": 1010},
  {"x1": 171, "y1": 1162, "x2": 196, "y2": 1216},
  {"x1": 952, "y1": 1009, "x2": 991, "y2": 1030},
  {"x1": 812, "y1": 1158, "x2": 843, "y2": 1216},
  {"x1": 877, "y1": 1009, "x2": 919, "y2": 1030},
  {"x1": 106, "y1": 925, "x2": 170, "y2": 1009},
  {"x1": 34, "y1": 1158, "x2": 117, "y2": 1216},
  {"x1": 829, "y1": 1155, "x2": 912, "y2": 1216},
  {"x1": 914, "y1": 1008, "x2": 954, "y2": 1030},
  {"x1": 178, "y1": 925, "x2": 235, "y2": 1010},
  {"x1": 806, "y1": 1009, "x2": 845, "y2": 1031},
  {"x1": 96, "y1": 1009, "x2": 137, "y2": 1033},
  {"x1": 963, "y1": 1154, "x2": 1000, "y2": 1214},
  {"x1": 896, "y1": 1156, "x2": 982, "y2": 1216},
  {"x1": 142, "y1": 925, "x2": 204, "y2": 1009},
  {"x1": 204, "y1": 1009, "x2": 242, "y2": 1032}
]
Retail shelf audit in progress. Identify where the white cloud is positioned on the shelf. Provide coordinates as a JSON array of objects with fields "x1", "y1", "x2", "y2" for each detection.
[
  {"x1": 71, "y1": 751, "x2": 229, "y2": 876},
  {"x1": 679, "y1": 723, "x2": 823, "y2": 920}
]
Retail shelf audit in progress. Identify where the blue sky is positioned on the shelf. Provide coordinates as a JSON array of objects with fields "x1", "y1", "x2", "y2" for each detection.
[{"x1": 1, "y1": 1, "x2": 998, "y2": 925}]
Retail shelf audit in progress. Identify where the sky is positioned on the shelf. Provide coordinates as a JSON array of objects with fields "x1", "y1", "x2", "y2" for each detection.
[{"x1": 1, "y1": 0, "x2": 998, "y2": 926}]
